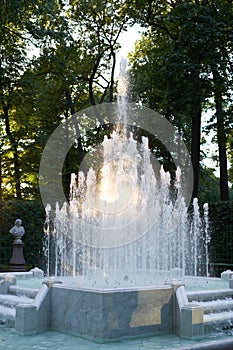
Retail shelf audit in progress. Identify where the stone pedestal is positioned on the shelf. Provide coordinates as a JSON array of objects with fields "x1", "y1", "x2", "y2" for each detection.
[
  {"x1": 10, "y1": 240, "x2": 26, "y2": 272},
  {"x1": 180, "y1": 304, "x2": 204, "y2": 339}
]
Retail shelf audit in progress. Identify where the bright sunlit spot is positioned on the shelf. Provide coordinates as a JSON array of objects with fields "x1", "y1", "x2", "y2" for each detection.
[
  {"x1": 94, "y1": 155, "x2": 140, "y2": 215},
  {"x1": 99, "y1": 163, "x2": 119, "y2": 203}
]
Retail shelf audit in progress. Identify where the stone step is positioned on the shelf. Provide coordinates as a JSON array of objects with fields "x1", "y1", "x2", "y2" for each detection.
[
  {"x1": 0, "y1": 304, "x2": 15, "y2": 327},
  {"x1": 9, "y1": 285, "x2": 39, "y2": 299},
  {"x1": 204, "y1": 310, "x2": 233, "y2": 323},
  {"x1": 191, "y1": 298, "x2": 233, "y2": 314},
  {"x1": 0, "y1": 294, "x2": 33, "y2": 308},
  {"x1": 186, "y1": 288, "x2": 233, "y2": 334},
  {"x1": 204, "y1": 310, "x2": 233, "y2": 333},
  {"x1": 187, "y1": 289, "x2": 233, "y2": 302}
]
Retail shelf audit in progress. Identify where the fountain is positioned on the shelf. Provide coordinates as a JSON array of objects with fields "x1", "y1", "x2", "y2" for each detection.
[
  {"x1": 1, "y1": 61, "x2": 233, "y2": 349},
  {"x1": 45, "y1": 172, "x2": 208, "y2": 287},
  {"x1": 34, "y1": 60, "x2": 210, "y2": 340}
]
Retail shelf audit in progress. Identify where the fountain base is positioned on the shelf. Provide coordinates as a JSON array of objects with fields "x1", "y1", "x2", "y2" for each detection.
[
  {"x1": 50, "y1": 284, "x2": 174, "y2": 340},
  {"x1": 14, "y1": 278, "x2": 204, "y2": 341}
]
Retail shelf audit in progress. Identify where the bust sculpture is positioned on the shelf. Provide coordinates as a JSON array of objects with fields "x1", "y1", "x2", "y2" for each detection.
[
  {"x1": 9, "y1": 218, "x2": 26, "y2": 271},
  {"x1": 9, "y1": 218, "x2": 25, "y2": 243}
]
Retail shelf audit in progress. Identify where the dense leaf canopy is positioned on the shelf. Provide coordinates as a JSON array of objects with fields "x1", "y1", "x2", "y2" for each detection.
[{"x1": 0, "y1": 0, "x2": 232, "y2": 203}]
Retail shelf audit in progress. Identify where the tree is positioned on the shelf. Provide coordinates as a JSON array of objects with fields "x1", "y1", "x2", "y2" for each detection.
[
  {"x1": 69, "y1": 0, "x2": 130, "y2": 104},
  {"x1": 128, "y1": 0, "x2": 233, "y2": 201},
  {"x1": 0, "y1": 0, "x2": 67, "y2": 199},
  {"x1": 0, "y1": 0, "x2": 131, "y2": 200}
]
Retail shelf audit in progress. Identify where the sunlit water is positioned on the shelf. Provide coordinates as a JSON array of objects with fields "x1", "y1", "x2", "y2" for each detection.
[
  {"x1": 15, "y1": 275, "x2": 229, "y2": 292},
  {"x1": 44, "y1": 138, "x2": 210, "y2": 287},
  {"x1": 45, "y1": 196, "x2": 210, "y2": 288}
]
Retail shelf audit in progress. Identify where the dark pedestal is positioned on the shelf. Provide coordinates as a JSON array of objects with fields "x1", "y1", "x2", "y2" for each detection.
[{"x1": 10, "y1": 240, "x2": 26, "y2": 272}]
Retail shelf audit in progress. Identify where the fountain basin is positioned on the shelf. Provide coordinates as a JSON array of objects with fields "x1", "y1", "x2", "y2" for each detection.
[{"x1": 2, "y1": 272, "x2": 233, "y2": 344}]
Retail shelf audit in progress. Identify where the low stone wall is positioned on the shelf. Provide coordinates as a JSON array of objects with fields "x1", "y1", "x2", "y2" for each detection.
[{"x1": 50, "y1": 285, "x2": 174, "y2": 340}]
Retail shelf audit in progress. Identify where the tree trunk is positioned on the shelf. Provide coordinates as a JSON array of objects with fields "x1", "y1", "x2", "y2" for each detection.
[
  {"x1": 0, "y1": 150, "x2": 2, "y2": 225},
  {"x1": 3, "y1": 105, "x2": 22, "y2": 199},
  {"x1": 65, "y1": 90, "x2": 84, "y2": 164},
  {"x1": 63, "y1": 109, "x2": 71, "y2": 200},
  {"x1": 109, "y1": 49, "x2": 116, "y2": 103},
  {"x1": 0, "y1": 150, "x2": 2, "y2": 202},
  {"x1": 212, "y1": 69, "x2": 229, "y2": 201},
  {"x1": 191, "y1": 105, "x2": 201, "y2": 198},
  {"x1": 89, "y1": 55, "x2": 101, "y2": 107},
  {"x1": 215, "y1": 97, "x2": 229, "y2": 201},
  {"x1": 13, "y1": 148, "x2": 21, "y2": 199}
]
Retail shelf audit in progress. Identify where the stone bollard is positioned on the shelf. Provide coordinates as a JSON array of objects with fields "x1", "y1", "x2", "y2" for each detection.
[
  {"x1": 31, "y1": 267, "x2": 44, "y2": 278},
  {"x1": 180, "y1": 304, "x2": 204, "y2": 339},
  {"x1": 0, "y1": 274, "x2": 16, "y2": 294},
  {"x1": 221, "y1": 270, "x2": 233, "y2": 281},
  {"x1": 42, "y1": 278, "x2": 62, "y2": 288}
]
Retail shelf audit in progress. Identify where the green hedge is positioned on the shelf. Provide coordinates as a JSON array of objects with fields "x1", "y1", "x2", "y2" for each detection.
[
  {"x1": 208, "y1": 200, "x2": 233, "y2": 276},
  {"x1": 0, "y1": 200, "x2": 46, "y2": 271}
]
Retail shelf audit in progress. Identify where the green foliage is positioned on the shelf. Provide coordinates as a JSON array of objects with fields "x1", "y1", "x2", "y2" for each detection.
[
  {"x1": 198, "y1": 166, "x2": 220, "y2": 204},
  {"x1": 0, "y1": 200, "x2": 45, "y2": 270}
]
